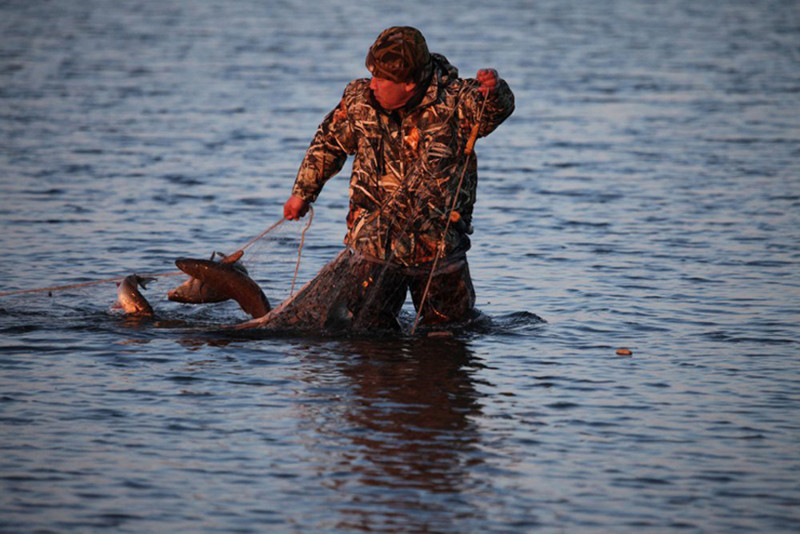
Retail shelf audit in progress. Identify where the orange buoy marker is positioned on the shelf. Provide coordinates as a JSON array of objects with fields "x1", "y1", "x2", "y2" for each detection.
[{"x1": 616, "y1": 348, "x2": 633, "y2": 356}]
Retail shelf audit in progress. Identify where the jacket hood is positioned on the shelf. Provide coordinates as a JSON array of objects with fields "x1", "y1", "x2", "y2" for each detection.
[
  {"x1": 415, "y1": 53, "x2": 458, "y2": 109},
  {"x1": 432, "y1": 53, "x2": 459, "y2": 83}
]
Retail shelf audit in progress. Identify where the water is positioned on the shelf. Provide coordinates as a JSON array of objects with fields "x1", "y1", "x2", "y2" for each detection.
[{"x1": 2, "y1": 0, "x2": 799, "y2": 531}]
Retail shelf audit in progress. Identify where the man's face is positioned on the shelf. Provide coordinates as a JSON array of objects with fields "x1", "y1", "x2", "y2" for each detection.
[{"x1": 369, "y1": 76, "x2": 417, "y2": 110}]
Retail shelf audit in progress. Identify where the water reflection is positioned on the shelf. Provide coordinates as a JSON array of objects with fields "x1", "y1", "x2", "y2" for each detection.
[{"x1": 297, "y1": 337, "x2": 488, "y2": 532}]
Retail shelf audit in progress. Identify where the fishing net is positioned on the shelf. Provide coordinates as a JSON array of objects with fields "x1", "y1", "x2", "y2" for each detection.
[{"x1": 235, "y1": 246, "x2": 475, "y2": 334}]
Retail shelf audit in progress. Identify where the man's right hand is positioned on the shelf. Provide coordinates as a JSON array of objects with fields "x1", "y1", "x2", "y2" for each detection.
[{"x1": 283, "y1": 194, "x2": 310, "y2": 220}]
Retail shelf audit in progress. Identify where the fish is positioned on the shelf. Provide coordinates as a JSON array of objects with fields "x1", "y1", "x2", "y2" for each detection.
[
  {"x1": 116, "y1": 274, "x2": 156, "y2": 316},
  {"x1": 174, "y1": 256, "x2": 271, "y2": 318},
  {"x1": 167, "y1": 251, "x2": 248, "y2": 304}
]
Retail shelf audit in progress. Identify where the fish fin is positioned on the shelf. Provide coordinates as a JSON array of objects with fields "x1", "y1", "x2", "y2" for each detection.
[
  {"x1": 137, "y1": 276, "x2": 157, "y2": 289},
  {"x1": 221, "y1": 250, "x2": 244, "y2": 264}
]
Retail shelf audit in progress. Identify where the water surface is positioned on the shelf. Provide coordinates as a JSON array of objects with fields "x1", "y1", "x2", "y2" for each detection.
[{"x1": 2, "y1": 0, "x2": 799, "y2": 532}]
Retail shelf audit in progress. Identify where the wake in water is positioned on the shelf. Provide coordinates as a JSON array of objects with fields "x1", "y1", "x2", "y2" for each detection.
[
  {"x1": 0, "y1": 268, "x2": 544, "y2": 341},
  {"x1": 0, "y1": 216, "x2": 544, "y2": 339},
  {"x1": 232, "y1": 248, "x2": 545, "y2": 337}
]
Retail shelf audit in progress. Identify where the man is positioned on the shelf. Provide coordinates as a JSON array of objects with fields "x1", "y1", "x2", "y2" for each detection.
[{"x1": 282, "y1": 26, "x2": 514, "y2": 331}]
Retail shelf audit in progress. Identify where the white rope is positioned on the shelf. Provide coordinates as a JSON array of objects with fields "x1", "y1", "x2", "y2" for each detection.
[{"x1": 290, "y1": 206, "x2": 314, "y2": 296}]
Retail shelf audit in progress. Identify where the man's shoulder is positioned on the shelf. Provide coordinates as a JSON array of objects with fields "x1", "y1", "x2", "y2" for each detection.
[
  {"x1": 338, "y1": 79, "x2": 376, "y2": 121},
  {"x1": 343, "y1": 78, "x2": 371, "y2": 101}
]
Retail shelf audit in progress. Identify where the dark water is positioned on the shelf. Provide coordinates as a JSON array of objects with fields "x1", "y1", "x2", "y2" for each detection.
[{"x1": 2, "y1": 0, "x2": 800, "y2": 531}]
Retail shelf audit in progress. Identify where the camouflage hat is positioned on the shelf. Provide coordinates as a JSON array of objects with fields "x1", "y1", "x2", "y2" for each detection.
[{"x1": 365, "y1": 26, "x2": 432, "y2": 83}]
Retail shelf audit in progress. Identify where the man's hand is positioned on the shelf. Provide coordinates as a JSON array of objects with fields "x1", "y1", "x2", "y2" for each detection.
[
  {"x1": 284, "y1": 194, "x2": 310, "y2": 220},
  {"x1": 476, "y1": 68, "x2": 499, "y2": 96}
]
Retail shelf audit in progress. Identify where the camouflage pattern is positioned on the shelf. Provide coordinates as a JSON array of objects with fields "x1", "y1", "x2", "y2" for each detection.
[
  {"x1": 365, "y1": 26, "x2": 431, "y2": 83},
  {"x1": 291, "y1": 53, "x2": 515, "y2": 268}
]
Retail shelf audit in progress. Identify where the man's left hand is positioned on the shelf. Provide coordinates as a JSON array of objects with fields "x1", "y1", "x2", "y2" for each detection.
[
  {"x1": 476, "y1": 68, "x2": 499, "y2": 96},
  {"x1": 284, "y1": 194, "x2": 310, "y2": 220}
]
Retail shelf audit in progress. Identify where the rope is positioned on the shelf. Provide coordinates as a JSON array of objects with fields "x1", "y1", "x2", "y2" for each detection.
[
  {"x1": 0, "y1": 271, "x2": 185, "y2": 298},
  {"x1": 230, "y1": 216, "x2": 286, "y2": 257},
  {"x1": 351, "y1": 85, "x2": 472, "y2": 241},
  {"x1": 351, "y1": 85, "x2": 474, "y2": 329},
  {"x1": 411, "y1": 95, "x2": 489, "y2": 335},
  {"x1": 0, "y1": 216, "x2": 288, "y2": 298},
  {"x1": 290, "y1": 206, "x2": 314, "y2": 296}
]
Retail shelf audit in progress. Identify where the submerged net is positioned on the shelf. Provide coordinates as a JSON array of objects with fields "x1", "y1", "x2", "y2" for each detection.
[
  {"x1": 236, "y1": 249, "x2": 404, "y2": 333},
  {"x1": 236, "y1": 245, "x2": 475, "y2": 335}
]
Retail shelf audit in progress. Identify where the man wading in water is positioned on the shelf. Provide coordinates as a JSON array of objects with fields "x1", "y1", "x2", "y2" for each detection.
[{"x1": 282, "y1": 26, "x2": 514, "y2": 331}]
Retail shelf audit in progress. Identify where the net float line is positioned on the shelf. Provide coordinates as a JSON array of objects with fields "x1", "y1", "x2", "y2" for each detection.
[
  {"x1": 0, "y1": 271, "x2": 185, "y2": 298},
  {"x1": 0, "y1": 217, "x2": 288, "y2": 298}
]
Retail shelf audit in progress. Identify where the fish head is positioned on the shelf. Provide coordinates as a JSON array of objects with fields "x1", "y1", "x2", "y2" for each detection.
[{"x1": 167, "y1": 276, "x2": 230, "y2": 304}]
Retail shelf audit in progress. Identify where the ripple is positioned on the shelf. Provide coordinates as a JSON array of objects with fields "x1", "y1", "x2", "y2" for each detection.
[{"x1": 2, "y1": 1, "x2": 799, "y2": 533}]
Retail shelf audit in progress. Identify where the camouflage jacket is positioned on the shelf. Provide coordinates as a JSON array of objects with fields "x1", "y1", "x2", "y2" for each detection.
[{"x1": 291, "y1": 54, "x2": 515, "y2": 267}]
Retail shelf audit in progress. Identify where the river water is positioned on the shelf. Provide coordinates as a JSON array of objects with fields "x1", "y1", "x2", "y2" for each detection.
[{"x1": 1, "y1": 0, "x2": 799, "y2": 532}]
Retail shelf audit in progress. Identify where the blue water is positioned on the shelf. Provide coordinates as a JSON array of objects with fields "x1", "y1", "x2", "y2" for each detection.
[{"x1": 2, "y1": 0, "x2": 799, "y2": 532}]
